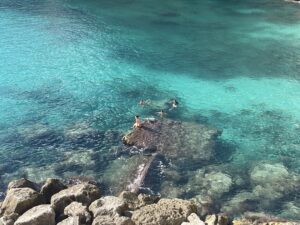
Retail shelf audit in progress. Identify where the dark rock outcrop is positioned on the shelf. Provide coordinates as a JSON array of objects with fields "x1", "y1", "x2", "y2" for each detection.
[
  {"x1": 40, "y1": 178, "x2": 67, "y2": 203},
  {"x1": 123, "y1": 119, "x2": 220, "y2": 162}
]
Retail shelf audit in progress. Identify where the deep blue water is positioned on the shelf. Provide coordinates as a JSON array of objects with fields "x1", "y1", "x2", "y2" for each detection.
[{"x1": 1, "y1": 0, "x2": 300, "y2": 220}]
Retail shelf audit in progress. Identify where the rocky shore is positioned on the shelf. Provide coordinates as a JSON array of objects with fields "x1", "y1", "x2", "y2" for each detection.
[{"x1": 0, "y1": 178, "x2": 299, "y2": 225}]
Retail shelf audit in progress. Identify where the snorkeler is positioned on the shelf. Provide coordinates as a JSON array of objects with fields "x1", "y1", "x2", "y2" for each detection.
[
  {"x1": 169, "y1": 99, "x2": 179, "y2": 110},
  {"x1": 139, "y1": 99, "x2": 151, "y2": 106},
  {"x1": 157, "y1": 110, "x2": 167, "y2": 118},
  {"x1": 133, "y1": 115, "x2": 142, "y2": 128}
]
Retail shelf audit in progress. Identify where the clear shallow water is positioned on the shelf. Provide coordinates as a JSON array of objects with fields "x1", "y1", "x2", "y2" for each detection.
[{"x1": 1, "y1": 0, "x2": 300, "y2": 220}]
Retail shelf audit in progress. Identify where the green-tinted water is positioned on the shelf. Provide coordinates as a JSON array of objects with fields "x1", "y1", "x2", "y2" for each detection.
[{"x1": 1, "y1": 0, "x2": 300, "y2": 219}]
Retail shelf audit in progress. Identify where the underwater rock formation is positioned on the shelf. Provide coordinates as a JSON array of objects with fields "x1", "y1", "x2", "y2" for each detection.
[
  {"x1": 122, "y1": 119, "x2": 221, "y2": 193},
  {"x1": 123, "y1": 119, "x2": 220, "y2": 162}
]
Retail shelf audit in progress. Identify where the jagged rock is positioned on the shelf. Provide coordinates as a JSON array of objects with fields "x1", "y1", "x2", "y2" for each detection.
[
  {"x1": 51, "y1": 183, "x2": 100, "y2": 214},
  {"x1": 92, "y1": 215, "x2": 134, "y2": 225},
  {"x1": 40, "y1": 178, "x2": 66, "y2": 203},
  {"x1": 119, "y1": 192, "x2": 139, "y2": 210},
  {"x1": 205, "y1": 214, "x2": 229, "y2": 225},
  {"x1": 181, "y1": 213, "x2": 205, "y2": 225},
  {"x1": 57, "y1": 216, "x2": 80, "y2": 225},
  {"x1": 131, "y1": 198, "x2": 197, "y2": 225},
  {"x1": 138, "y1": 193, "x2": 160, "y2": 206},
  {"x1": 119, "y1": 192, "x2": 160, "y2": 211},
  {"x1": 0, "y1": 213, "x2": 18, "y2": 225},
  {"x1": 89, "y1": 196, "x2": 127, "y2": 217},
  {"x1": 205, "y1": 214, "x2": 217, "y2": 225},
  {"x1": 7, "y1": 179, "x2": 38, "y2": 192},
  {"x1": 123, "y1": 119, "x2": 220, "y2": 162},
  {"x1": 1, "y1": 188, "x2": 42, "y2": 215},
  {"x1": 14, "y1": 204, "x2": 55, "y2": 225},
  {"x1": 64, "y1": 202, "x2": 91, "y2": 224}
]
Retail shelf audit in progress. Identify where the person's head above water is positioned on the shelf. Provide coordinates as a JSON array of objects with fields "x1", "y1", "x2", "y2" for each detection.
[{"x1": 135, "y1": 115, "x2": 140, "y2": 119}]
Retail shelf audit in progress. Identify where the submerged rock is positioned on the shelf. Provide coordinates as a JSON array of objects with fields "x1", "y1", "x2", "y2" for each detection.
[
  {"x1": 123, "y1": 119, "x2": 220, "y2": 162},
  {"x1": 14, "y1": 204, "x2": 55, "y2": 225},
  {"x1": 92, "y1": 214, "x2": 134, "y2": 225}
]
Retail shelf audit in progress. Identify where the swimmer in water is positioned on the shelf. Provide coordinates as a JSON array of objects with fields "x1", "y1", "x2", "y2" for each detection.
[
  {"x1": 133, "y1": 115, "x2": 142, "y2": 128},
  {"x1": 157, "y1": 110, "x2": 167, "y2": 118}
]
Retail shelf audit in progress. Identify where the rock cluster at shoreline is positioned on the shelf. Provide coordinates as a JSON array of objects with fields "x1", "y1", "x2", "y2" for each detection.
[{"x1": 0, "y1": 178, "x2": 299, "y2": 225}]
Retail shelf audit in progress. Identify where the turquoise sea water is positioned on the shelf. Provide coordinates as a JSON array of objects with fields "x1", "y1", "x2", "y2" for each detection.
[{"x1": 1, "y1": 0, "x2": 300, "y2": 220}]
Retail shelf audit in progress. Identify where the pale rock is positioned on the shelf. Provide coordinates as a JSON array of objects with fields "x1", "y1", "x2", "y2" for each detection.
[
  {"x1": 1, "y1": 188, "x2": 42, "y2": 215},
  {"x1": 64, "y1": 202, "x2": 91, "y2": 224},
  {"x1": 205, "y1": 214, "x2": 217, "y2": 225},
  {"x1": 14, "y1": 204, "x2": 55, "y2": 225},
  {"x1": 132, "y1": 198, "x2": 197, "y2": 225},
  {"x1": 51, "y1": 183, "x2": 100, "y2": 214},
  {"x1": 92, "y1": 215, "x2": 134, "y2": 225},
  {"x1": 89, "y1": 196, "x2": 127, "y2": 217}
]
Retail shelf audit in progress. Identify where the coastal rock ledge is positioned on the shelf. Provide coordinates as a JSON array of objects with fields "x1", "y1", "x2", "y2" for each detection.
[{"x1": 1, "y1": 178, "x2": 300, "y2": 225}]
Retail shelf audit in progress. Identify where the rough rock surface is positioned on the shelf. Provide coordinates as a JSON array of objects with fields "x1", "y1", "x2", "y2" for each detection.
[
  {"x1": 131, "y1": 198, "x2": 197, "y2": 225},
  {"x1": 0, "y1": 213, "x2": 19, "y2": 225},
  {"x1": 89, "y1": 196, "x2": 127, "y2": 217},
  {"x1": 181, "y1": 213, "x2": 205, "y2": 225},
  {"x1": 40, "y1": 178, "x2": 66, "y2": 203},
  {"x1": 14, "y1": 204, "x2": 55, "y2": 225},
  {"x1": 92, "y1": 215, "x2": 134, "y2": 225},
  {"x1": 51, "y1": 183, "x2": 100, "y2": 214},
  {"x1": 119, "y1": 192, "x2": 159, "y2": 210},
  {"x1": 123, "y1": 119, "x2": 220, "y2": 162},
  {"x1": 250, "y1": 163, "x2": 297, "y2": 201},
  {"x1": 64, "y1": 202, "x2": 91, "y2": 224},
  {"x1": 57, "y1": 217, "x2": 80, "y2": 225},
  {"x1": 7, "y1": 179, "x2": 38, "y2": 192},
  {"x1": 205, "y1": 214, "x2": 229, "y2": 225},
  {"x1": 1, "y1": 188, "x2": 42, "y2": 215}
]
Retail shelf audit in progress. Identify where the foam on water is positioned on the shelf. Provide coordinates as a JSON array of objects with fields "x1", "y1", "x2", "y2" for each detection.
[{"x1": 1, "y1": 0, "x2": 300, "y2": 219}]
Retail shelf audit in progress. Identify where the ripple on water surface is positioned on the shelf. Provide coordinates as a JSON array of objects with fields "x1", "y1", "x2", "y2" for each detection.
[{"x1": 1, "y1": 0, "x2": 300, "y2": 220}]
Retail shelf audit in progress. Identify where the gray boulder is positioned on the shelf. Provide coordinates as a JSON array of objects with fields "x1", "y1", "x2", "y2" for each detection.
[
  {"x1": 7, "y1": 179, "x2": 38, "y2": 192},
  {"x1": 51, "y1": 183, "x2": 100, "y2": 214},
  {"x1": 64, "y1": 202, "x2": 91, "y2": 224},
  {"x1": 132, "y1": 198, "x2": 197, "y2": 225},
  {"x1": 89, "y1": 196, "x2": 127, "y2": 217},
  {"x1": 40, "y1": 178, "x2": 66, "y2": 203},
  {"x1": 1, "y1": 188, "x2": 42, "y2": 216},
  {"x1": 14, "y1": 204, "x2": 55, "y2": 225}
]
